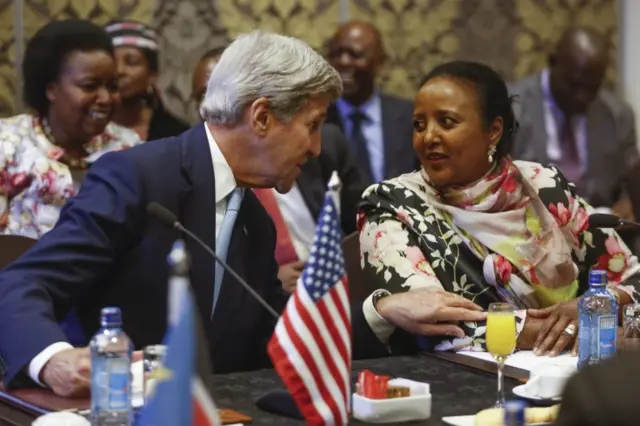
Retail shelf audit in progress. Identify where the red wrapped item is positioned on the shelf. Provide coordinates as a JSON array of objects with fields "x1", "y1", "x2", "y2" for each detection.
[{"x1": 357, "y1": 369, "x2": 390, "y2": 400}]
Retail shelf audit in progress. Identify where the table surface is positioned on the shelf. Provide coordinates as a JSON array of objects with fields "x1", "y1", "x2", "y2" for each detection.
[{"x1": 0, "y1": 352, "x2": 529, "y2": 426}]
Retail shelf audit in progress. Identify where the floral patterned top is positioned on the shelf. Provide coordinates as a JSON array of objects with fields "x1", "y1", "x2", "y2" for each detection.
[
  {"x1": 0, "y1": 114, "x2": 142, "y2": 238},
  {"x1": 358, "y1": 160, "x2": 640, "y2": 352}
]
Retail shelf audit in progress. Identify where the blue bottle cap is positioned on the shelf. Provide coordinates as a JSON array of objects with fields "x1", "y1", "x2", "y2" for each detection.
[
  {"x1": 504, "y1": 400, "x2": 526, "y2": 425},
  {"x1": 100, "y1": 306, "x2": 122, "y2": 327},
  {"x1": 589, "y1": 269, "x2": 608, "y2": 285}
]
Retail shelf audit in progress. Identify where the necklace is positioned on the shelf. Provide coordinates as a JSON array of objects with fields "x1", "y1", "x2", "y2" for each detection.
[{"x1": 38, "y1": 117, "x2": 90, "y2": 170}]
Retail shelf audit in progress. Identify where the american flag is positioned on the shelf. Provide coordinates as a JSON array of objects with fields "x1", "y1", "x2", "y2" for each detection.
[{"x1": 267, "y1": 172, "x2": 352, "y2": 426}]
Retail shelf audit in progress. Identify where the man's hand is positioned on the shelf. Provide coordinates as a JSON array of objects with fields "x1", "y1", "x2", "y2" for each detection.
[
  {"x1": 375, "y1": 288, "x2": 487, "y2": 338},
  {"x1": 612, "y1": 197, "x2": 634, "y2": 222},
  {"x1": 278, "y1": 260, "x2": 305, "y2": 293},
  {"x1": 528, "y1": 298, "x2": 579, "y2": 356},
  {"x1": 40, "y1": 347, "x2": 91, "y2": 397}
]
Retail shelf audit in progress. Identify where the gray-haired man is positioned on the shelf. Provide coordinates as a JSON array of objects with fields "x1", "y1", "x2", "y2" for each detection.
[{"x1": 0, "y1": 31, "x2": 486, "y2": 397}]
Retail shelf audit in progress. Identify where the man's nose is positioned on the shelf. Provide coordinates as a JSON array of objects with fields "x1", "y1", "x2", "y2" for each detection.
[{"x1": 309, "y1": 133, "x2": 322, "y2": 157}]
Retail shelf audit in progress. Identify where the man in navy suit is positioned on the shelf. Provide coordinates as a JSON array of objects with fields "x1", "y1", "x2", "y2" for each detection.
[
  {"x1": 0, "y1": 30, "x2": 486, "y2": 397},
  {"x1": 326, "y1": 20, "x2": 418, "y2": 183},
  {"x1": 191, "y1": 49, "x2": 369, "y2": 293}
]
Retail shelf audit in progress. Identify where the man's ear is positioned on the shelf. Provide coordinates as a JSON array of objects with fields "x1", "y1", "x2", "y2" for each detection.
[{"x1": 248, "y1": 97, "x2": 271, "y2": 136}]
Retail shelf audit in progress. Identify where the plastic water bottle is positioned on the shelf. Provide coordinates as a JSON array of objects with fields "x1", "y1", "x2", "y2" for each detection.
[
  {"x1": 504, "y1": 400, "x2": 526, "y2": 426},
  {"x1": 578, "y1": 269, "x2": 619, "y2": 369},
  {"x1": 90, "y1": 307, "x2": 134, "y2": 425}
]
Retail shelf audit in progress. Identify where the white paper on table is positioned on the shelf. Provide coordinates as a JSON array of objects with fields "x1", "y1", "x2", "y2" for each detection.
[
  {"x1": 442, "y1": 415, "x2": 551, "y2": 426},
  {"x1": 456, "y1": 350, "x2": 577, "y2": 373}
]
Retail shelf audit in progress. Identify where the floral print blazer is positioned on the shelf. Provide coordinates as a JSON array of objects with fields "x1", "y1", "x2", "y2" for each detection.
[
  {"x1": 358, "y1": 161, "x2": 640, "y2": 351},
  {"x1": 0, "y1": 114, "x2": 142, "y2": 238}
]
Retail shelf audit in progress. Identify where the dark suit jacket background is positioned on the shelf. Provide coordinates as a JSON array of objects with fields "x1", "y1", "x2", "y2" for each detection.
[
  {"x1": 508, "y1": 73, "x2": 639, "y2": 207},
  {"x1": 326, "y1": 94, "x2": 418, "y2": 182},
  {"x1": 0, "y1": 124, "x2": 393, "y2": 388},
  {"x1": 297, "y1": 123, "x2": 368, "y2": 235},
  {"x1": 147, "y1": 102, "x2": 191, "y2": 141}
]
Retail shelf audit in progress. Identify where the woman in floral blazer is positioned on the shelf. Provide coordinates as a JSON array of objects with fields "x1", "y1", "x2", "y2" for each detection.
[
  {"x1": 358, "y1": 61, "x2": 640, "y2": 356},
  {"x1": 0, "y1": 20, "x2": 144, "y2": 348},
  {"x1": 0, "y1": 20, "x2": 141, "y2": 239}
]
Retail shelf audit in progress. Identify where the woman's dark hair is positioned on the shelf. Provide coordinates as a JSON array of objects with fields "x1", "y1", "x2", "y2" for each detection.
[
  {"x1": 420, "y1": 61, "x2": 519, "y2": 160},
  {"x1": 22, "y1": 19, "x2": 115, "y2": 117}
]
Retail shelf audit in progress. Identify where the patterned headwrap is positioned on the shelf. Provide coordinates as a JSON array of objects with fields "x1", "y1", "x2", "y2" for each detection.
[{"x1": 104, "y1": 20, "x2": 158, "y2": 52}]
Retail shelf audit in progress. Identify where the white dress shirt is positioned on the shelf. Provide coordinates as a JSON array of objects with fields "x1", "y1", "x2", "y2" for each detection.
[
  {"x1": 28, "y1": 123, "x2": 236, "y2": 385},
  {"x1": 272, "y1": 184, "x2": 317, "y2": 261}
]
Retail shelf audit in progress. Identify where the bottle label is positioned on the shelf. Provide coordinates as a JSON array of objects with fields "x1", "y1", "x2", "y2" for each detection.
[
  {"x1": 92, "y1": 357, "x2": 131, "y2": 412},
  {"x1": 107, "y1": 358, "x2": 130, "y2": 410},
  {"x1": 597, "y1": 314, "x2": 617, "y2": 360}
]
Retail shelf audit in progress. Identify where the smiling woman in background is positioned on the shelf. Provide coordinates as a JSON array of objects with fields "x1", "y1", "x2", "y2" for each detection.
[
  {"x1": 105, "y1": 20, "x2": 189, "y2": 141},
  {"x1": 358, "y1": 61, "x2": 640, "y2": 357},
  {"x1": 0, "y1": 19, "x2": 141, "y2": 238}
]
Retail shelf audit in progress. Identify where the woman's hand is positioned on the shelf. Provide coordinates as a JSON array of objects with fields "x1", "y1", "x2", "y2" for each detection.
[
  {"x1": 516, "y1": 316, "x2": 545, "y2": 350},
  {"x1": 528, "y1": 298, "x2": 580, "y2": 356},
  {"x1": 376, "y1": 288, "x2": 487, "y2": 337}
]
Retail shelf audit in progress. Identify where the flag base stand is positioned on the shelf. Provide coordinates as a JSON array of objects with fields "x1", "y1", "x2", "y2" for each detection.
[{"x1": 255, "y1": 389, "x2": 303, "y2": 420}]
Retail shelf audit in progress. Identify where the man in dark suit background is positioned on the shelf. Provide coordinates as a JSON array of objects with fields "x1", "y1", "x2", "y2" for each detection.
[
  {"x1": 0, "y1": 30, "x2": 487, "y2": 398},
  {"x1": 325, "y1": 20, "x2": 417, "y2": 183},
  {"x1": 191, "y1": 47, "x2": 224, "y2": 110},
  {"x1": 191, "y1": 50, "x2": 368, "y2": 293},
  {"x1": 508, "y1": 26, "x2": 638, "y2": 214}
]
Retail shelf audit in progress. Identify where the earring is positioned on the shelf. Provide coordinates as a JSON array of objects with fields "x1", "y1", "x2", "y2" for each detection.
[{"x1": 488, "y1": 145, "x2": 497, "y2": 163}]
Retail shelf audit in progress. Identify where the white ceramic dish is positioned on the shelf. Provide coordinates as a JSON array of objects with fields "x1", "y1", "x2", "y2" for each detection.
[
  {"x1": 352, "y1": 378, "x2": 431, "y2": 423},
  {"x1": 442, "y1": 415, "x2": 551, "y2": 426},
  {"x1": 512, "y1": 384, "x2": 562, "y2": 403}
]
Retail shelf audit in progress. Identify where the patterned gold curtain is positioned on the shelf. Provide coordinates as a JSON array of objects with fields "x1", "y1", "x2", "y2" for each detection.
[{"x1": 0, "y1": 0, "x2": 618, "y2": 122}]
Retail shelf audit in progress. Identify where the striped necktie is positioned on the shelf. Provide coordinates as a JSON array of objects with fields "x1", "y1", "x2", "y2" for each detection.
[{"x1": 212, "y1": 188, "x2": 244, "y2": 318}]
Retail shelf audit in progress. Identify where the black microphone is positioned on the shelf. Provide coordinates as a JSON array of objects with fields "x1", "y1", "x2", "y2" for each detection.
[
  {"x1": 146, "y1": 201, "x2": 280, "y2": 319},
  {"x1": 589, "y1": 213, "x2": 640, "y2": 231}
]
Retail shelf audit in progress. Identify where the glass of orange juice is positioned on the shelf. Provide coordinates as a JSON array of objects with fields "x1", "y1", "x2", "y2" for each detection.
[{"x1": 486, "y1": 302, "x2": 516, "y2": 408}]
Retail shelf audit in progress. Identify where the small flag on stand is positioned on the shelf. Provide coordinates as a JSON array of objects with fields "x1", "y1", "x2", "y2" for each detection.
[
  {"x1": 267, "y1": 172, "x2": 352, "y2": 425},
  {"x1": 135, "y1": 240, "x2": 220, "y2": 426}
]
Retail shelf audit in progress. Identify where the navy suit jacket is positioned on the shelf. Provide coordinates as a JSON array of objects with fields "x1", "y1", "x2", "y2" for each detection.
[
  {"x1": 326, "y1": 93, "x2": 418, "y2": 182},
  {"x1": 0, "y1": 124, "x2": 392, "y2": 387}
]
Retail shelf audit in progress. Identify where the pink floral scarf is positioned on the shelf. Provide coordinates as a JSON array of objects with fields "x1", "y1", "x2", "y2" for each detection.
[{"x1": 422, "y1": 158, "x2": 579, "y2": 308}]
